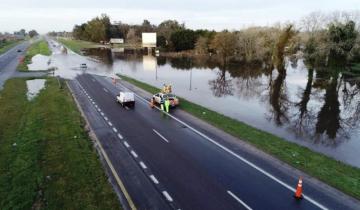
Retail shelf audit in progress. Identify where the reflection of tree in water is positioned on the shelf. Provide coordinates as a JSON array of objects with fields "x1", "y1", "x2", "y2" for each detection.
[
  {"x1": 290, "y1": 69, "x2": 316, "y2": 138},
  {"x1": 82, "y1": 48, "x2": 114, "y2": 65},
  {"x1": 209, "y1": 68, "x2": 234, "y2": 97},
  {"x1": 267, "y1": 67, "x2": 290, "y2": 126},
  {"x1": 315, "y1": 73, "x2": 341, "y2": 142}
]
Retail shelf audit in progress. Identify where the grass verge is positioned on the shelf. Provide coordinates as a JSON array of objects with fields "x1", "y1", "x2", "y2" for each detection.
[
  {"x1": 17, "y1": 40, "x2": 51, "y2": 71},
  {"x1": 118, "y1": 73, "x2": 360, "y2": 200},
  {"x1": 0, "y1": 78, "x2": 121, "y2": 209},
  {"x1": 0, "y1": 40, "x2": 20, "y2": 55},
  {"x1": 57, "y1": 38, "x2": 99, "y2": 54}
]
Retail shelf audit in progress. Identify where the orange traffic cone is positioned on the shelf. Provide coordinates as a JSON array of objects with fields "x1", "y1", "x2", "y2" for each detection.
[{"x1": 294, "y1": 177, "x2": 303, "y2": 200}]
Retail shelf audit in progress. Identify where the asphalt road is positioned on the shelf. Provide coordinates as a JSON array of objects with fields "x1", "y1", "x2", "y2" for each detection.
[{"x1": 69, "y1": 73, "x2": 359, "y2": 210}]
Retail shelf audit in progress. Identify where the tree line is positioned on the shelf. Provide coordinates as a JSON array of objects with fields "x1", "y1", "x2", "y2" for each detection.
[{"x1": 64, "y1": 11, "x2": 360, "y2": 72}]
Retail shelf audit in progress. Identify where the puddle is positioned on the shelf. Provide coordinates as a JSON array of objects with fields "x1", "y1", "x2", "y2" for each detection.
[
  {"x1": 28, "y1": 54, "x2": 51, "y2": 71},
  {"x1": 26, "y1": 79, "x2": 46, "y2": 101}
]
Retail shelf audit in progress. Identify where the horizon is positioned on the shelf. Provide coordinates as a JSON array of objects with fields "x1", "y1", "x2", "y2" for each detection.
[{"x1": 0, "y1": 0, "x2": 359, "y2": 34}]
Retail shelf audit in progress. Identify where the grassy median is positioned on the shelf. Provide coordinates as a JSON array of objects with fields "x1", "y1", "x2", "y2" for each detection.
[
  {"x1": 118, "y1": 74, "x2": 360, "y2": 200},
  {"x1": 57, "y1": 38, "x2": 99, "y2": 54},
  {"x1": 0, "y1": 78, "x2": 121, "y2": 209},
  {"x1": 17, "y1": 40, "x2": 51, "y2": 71},
  {"x1": 0, "y1": 40, "x2": 20, "y2": 55}
]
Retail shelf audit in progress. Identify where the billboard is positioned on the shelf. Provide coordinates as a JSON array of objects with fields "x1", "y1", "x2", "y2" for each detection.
[{"x1": 142, "y1": 33, "x2": 156, "y2": 47}]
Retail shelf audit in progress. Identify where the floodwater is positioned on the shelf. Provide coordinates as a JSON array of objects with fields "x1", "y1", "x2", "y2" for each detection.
[
  {"x1": 42, "y1": 39, "x2": 360, "y2": 168},
  {"x1": 28, "y1": 54, "x2": 51, "y2": 71},
  {"x1": 26, "y1": 79, "x2": 46, "y2": 100}
]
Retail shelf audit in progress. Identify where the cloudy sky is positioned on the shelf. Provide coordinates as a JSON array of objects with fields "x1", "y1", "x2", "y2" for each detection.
[{"x1": 0, "y1": 0, "x2": 359, "y2": 33}]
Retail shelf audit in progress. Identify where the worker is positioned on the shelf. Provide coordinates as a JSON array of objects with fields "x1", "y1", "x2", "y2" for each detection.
[
  {"x1": 160, "y1": 100, "x2": 164, "y2": 111},
  {"x1": 149, "y1": 99, "x2": 155, "y2": 108},
  {"x1": 165, "y1": 98, "x2": 170, "y2": 113}
]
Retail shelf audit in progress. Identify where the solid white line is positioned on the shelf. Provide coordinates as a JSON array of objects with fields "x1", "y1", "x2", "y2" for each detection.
[
  {"x1": 118, "y1": 133, "x2": 123, "y2": 139},
  {"x1": 227, "y1": 191, "x2": 253, "y2": 210},
  {"x1": 162, "y1": 191, "x2": 173, "y2": 202},
  {"x1": 123, "y1": 141, "x2": 130, "y2": 148},
  {"x1": 153, "y1": 129, "x2": 169, "y2": 143},
  {"x1": 108, "y1": 122, "x2": 113, "y2": 126},
  {"x1": 113, "y1": 127, "x2": 118, "y2": 132},
  {"x1": 130, "y1": 150, "x2": 138, "y2": 158},
  {"x1": 139, "y1": 161, "x2": 147, "y2": 169},
  {"x1": 149, "y1": 175, "x2": 159, "y2": 184},
  {"x1": 103, "y1": 88, "x2": 108, "y2": 93},
  {"x1": 117, "y1": 83, "x2": 328, "y2": 210}
]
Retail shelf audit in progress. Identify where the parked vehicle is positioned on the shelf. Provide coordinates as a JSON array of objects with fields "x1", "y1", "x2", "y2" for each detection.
[
  {"x1": 116, "y1": 92, "x2": 135, "y2": 107},
  {"x1": 17, "y1": 49, "x2": 22, "y2": 52},
  {"x1": 152, "y1": 93, "x2": 179, "y2": 107}
]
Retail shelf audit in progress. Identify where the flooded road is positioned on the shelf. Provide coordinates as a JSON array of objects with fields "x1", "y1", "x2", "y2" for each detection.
[{"x1": 43, "y1": 39, "x2": 360, "y2": 168}]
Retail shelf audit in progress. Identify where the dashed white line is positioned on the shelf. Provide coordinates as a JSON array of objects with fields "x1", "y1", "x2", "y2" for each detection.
[
  {"x1": 116, "y1": 82, "x2": 328, "y2": 210},
  {"x1": 103, "y1": 88, "x2": 108, "y2": 93},
  {"x1": 97, "y1": 108, "x2": 101, "y2": 112},
  {"x1": 227, "y1": 191, "x2": 253, "y2": 210},
  {"x1": 130, "y1": 150, "x2": 138, "y2": 158},
  {"x1": 108, "y1": 122, "x2": 113, "y2": 126},
  {"x1": 101, "y1": 112, "x2": 104, "y2": 116},
  {"x1": 162, "y1": 191, "x2": 173, "y2": 202},
  {"x1": 153, "y1": 129, "x2": 169, "y2": 143},
  {"x1": 149, "y1": 175, "x2": 159, "y2": 184},
  {"x1": 123, "y1": 141, "x2": 130, "y2": 148},
  {"x1": 113, "y1": 127, "x2": 118, "y2": 132},
  {"x1": 104, "y1": 116, "x2": 108, "y2": 121},
  {"x1": 92, "y1": 101, "x2": 95, "y2": 105},
  {"x1": 139, "y1": 161, "x2": 147, "y2": 169},
  {"x1": 117, "y1": 133, "x2": 123, "y2": 139}
]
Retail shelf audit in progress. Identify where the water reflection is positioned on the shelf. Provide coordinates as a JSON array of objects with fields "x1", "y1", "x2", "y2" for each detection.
[{"x1": 67, "y1": 47, "x2": 360, "y2": 167}]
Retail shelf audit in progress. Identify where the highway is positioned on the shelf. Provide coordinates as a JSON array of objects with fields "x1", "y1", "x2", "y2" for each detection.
[
  {"x1": 0, "y1": 42, "x2": 29, "y2": 89},
  {"x1": 68, "y1": 73, "x2": 359, "y2": 210}
]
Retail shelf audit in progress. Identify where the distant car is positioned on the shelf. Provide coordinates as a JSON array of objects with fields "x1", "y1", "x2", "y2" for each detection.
[
  {"x1": 17, "y1": 49, "x2": 22, "y2": 52},
  {"x1": 80, "y1": 63, "x2": 87, "y2": 69},
  {"x1": 152, "y1": 93, "x2": 179, "y2": 107},
  {"x1": 116, "y1": 92, "x2": 135, "y2": 108}
]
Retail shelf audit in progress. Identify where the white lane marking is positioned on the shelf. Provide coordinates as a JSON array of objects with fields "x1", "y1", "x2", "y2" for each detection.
[
  {"x1": 130, "y1": 150, "x2": 138, "y2": 158},
  {"x1": 125, "y1": 106, "x2": 129, "y2": 110},
  {"x1": 95, "y1": 105, "x2": 98, "y2": 108},
  {"x1": 149, "y1": 175, "x2": 159, "y2": 184},
  {"x1": 162, "y1": 191, "x2": 173, "y2": 202},
  {"x1": 101, "y1": 112, "x2": 104, "y2": 116},
  {"x1": 92, "y1": 101, "x2": 95, "y2": 105},
  {"x1": 153, "y1": 129, "x2": 169, "y2": 143},
  {"x1": 227, "y1": 191, "x2": 253, "y2": 210},
  {"x1": 118, "y1": 133, "x2": 123, "y2": 139},
  {"x1": 103, "y1": 88, "x2": 108, "y2": 93},
  {"x1": 104, "y1": 116, "x2": 108, "y2": 121},
  {"x1": 139, "y1": 161, "x2": 147, "y2": 169},
  {"x1": 113, "y1": 127, "x2": 118, "y2": 132},
  {"x1": 108, "y1": 122, "x2": 113, "y2": 126},
  {"x1": 97, "y1": 108, "x2": 101, "y2": 112},
  {"x1": 123, "y1": 141, "x2": 130, "y2": 148},
  {"x1": 117, "y1": 82, "x2": 328, "y2": 210}
]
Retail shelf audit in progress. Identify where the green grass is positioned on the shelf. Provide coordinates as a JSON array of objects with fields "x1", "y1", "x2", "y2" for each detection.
[
  {"x1": 0, "y1": 78, "x2": 121, "y2": 209},
  {"x1": 17, "y1": 40, "x2": 51, "y2": 71},
  {"x1": 118, "y1": 74, "x2": 360, "y2": 200},
  {"x1": 0, "y1": 40, "x2": 20, "y2": 55},
  {"x1": 57, "y1": 38, "x2": 99, "y2": 54}
]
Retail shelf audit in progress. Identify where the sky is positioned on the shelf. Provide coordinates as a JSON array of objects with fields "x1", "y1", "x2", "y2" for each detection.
[{"x1": 0, "y1": 0, "x2": 359, "y2": 33}]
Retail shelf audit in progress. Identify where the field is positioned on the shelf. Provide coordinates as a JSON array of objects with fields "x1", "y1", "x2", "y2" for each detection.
[{"x1": 17, "y1": 40, "x2": 51, "y2": 71}]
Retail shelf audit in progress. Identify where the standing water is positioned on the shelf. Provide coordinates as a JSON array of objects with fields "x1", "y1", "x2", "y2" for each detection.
[{"x1": 44, "y1": 41, "x2": 360, "y2": 168}]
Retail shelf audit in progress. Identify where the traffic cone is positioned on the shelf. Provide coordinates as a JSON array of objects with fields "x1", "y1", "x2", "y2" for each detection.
[{"x1": 294, "y1": 177, "x2": 303, "y2": 200}]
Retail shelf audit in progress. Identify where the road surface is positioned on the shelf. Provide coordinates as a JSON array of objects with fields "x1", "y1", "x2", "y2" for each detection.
[{"x1": 68, "y1": 73, "x2": 359, "y2": 210}]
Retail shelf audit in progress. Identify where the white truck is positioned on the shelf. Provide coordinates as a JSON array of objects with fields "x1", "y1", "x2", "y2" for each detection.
[{"x1": 116, "y1": 92, "x2": 135, "y2": 108}]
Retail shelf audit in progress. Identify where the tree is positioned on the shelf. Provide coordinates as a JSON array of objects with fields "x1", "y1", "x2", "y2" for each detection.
[
  {"x1": 28, "y1": 30, "x2": 38, "y2": 38},
  {"x1": 195, "y1": 36, "x2": 209, "y2": 54},
  {"x1": 210, "y1": 31, "x2": 238, "y2": 65},
  {"x1": 273, "y1": 25, "x2": 296, "y2": 71},
  {"x1": 157, "y1": 20, "x2": 185, "y2": 49},
  {"x1": 126, "y1": 28, "x2": 139, "y2": 44},
  {"x1": 170, "y1": 29, "x2": 198, "y2": 51}
]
